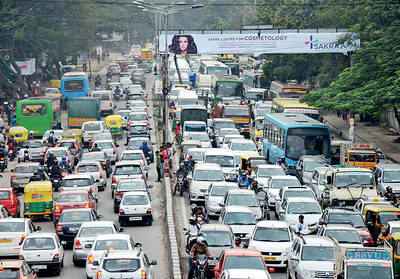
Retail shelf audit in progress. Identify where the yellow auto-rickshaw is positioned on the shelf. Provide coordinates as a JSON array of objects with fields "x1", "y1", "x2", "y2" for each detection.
[
  {"x1": 105, "y1": 115, "x2": 123, "y2": 139},
  {"x1": 180, "y1": 140, "x2": 201, "y2": 163},
  {"x1": 240, "y1": 154, "x2": 266, "y2": 174},
  {"x1": 62, "y1": 129, "x2": 83, "y2": 143},
  {"x1": 174, "y1": 109, "x2": 181, "y2": 123},
  {"x1": 24, "y1": 181, "x2": 53, "y2": 221},
  {"x1": 387, "y1": 232, "x2": 400, "y2": 277},
  {"x1": 364, "y1": 204, "x2": 400, "y2": 242},
  {"x1": 9, "y1": 126, "x2": 29, "y2": 149},
  {"x1": 250, "y1": 117, "x2": 265, "y2": 141}
]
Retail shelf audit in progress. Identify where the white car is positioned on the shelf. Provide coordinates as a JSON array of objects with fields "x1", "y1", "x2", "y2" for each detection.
[
  {"x1": 44, "y1": 147, "x2": 75, "y2": 168},
  {"x1": 265, "y1": 175, "x2": 301, "y2": 211},
  {"x1": 75, "y1": 161, "x2": 107, "y2": 191},
  {"x1": 118, "y1": 191, "x2": 153, "y2": 226},
  {"x1": 189, "y1": 163, "x2": 225, "y2": 202},
  {"x1": 221, "y1": 135, "x2": 244, "y2": 149},
  {"x1": 205, "y1": 182, "x2": 239, "y2": 218},
  {"x1": 85, "y1": 234, "x2": 135, "y2": 278},
  {"x1": 91, "y1": 140, "x2": 119, "y2": 164},
  {"x1": 127, "y1": 111, "x2": 150, "y2": 127},
  {"x1": 248, "y1": 220, "x2": 292, "y2": 268},
  {"x1": 251, "y1": 165, "x2": 286, "y2": 188},
  {"x1": 61, "y1": 174, "x2": 99, "y2": 196},
  {"x1": 82, "y1": 121, "x2": 108, "y2": 148},
  {"x1": 42, "y1": 130, "x2": 63, "y2": 141},
  {"x1": 228, "y1": 139, "x2": 259, "y2": 165},
  {"x1": 186, "y1": 132, "x2": 212, "y2": 148},
  {"x1": 108, "y1": 63, "x2": 121, "y2": 75},
  {"x1": 116, "y1": 109, "x2": 131, "y2": 129},
  {"x1": 0, "y1": 218, "x2": 41, "y2": 257},
  {"x1": 128, "y1": 101, "x2": 148, "y2": 112},
  {"x1": 20, "y1": 232, "x2": 65, "y2": 276},
  {"x1": 217, "y1": 128, "x2": 241, "y2": 147},
  {"x1": 120, "y1": 150, "x2": 148, "y2": 177}
]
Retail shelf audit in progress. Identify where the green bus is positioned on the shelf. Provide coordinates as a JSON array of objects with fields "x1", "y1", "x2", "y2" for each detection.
[
  {"x1": 211, "y1": 74, "x2": 244, "y2": 105},
  {"x1": 16, "y1": 97, "x2": 61, "y2": 136}
]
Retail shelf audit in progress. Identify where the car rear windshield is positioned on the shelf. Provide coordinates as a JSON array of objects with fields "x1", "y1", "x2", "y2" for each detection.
[
  {"x1": 0, "y1": 222, "x2": 24, "y2": 233},
  {"x1": 114, "y1": 166, "x2": 142, "y2": 175},
  {"x1": 128, "y1": 140, "x2": 149, "y2": 148},
  {"x1": 118, "y1": 181, "x2": 145, "y2": 191},
  {"x1": 194, "y1": 170, "x2": 224, "y2": 181},
  {"x1": 103, "y1": 258, "x2": 140, "y2": 272},
  {"x1": 83, "y1": 123, "x2": 101, "y2": 131},
  {"x1": 92, "y1": 134, "x2": 110, "y2": 141},
  {"x1": 79, "y1": 227, "x2": 113, "y2": 237},
  {"x1": 60, "y1": 211, "x2": 92, "y2": 222},
  {"x1": 287, "y1": 202, "x2": 321, "y2": 214},
  {"x1": 52, "y1": 150, "x2": 67, "y2": 157},
  {"x1": 227, "y1": 194, "x2": 259, "y2": 207},
  {"x1": 328, "y1": 213, "x2": 365, "y2": 228},
  {"x1": 203, "y1": 231, "x2": 232, "y2": 247},
  {"x1": 95, "y1": 240, "x2": 129, "y2": 250},
  {"x1": 122, "y1": 195, "x2": 148, "y2": 205},
  {"x1": 81, "y1": 153, "x2": 104, "y2": 160},
  {"x1": 122, "y1": 153, "x2": 142, "y2": 161},
  {"x1": 129, "y1": 114, "x2": 147, "y2": 121},
  {"x1": 325, "y1": 230, "x2": 360, "y2": 244},
  {"x1": 77, "y1": 164, "x2": 99, "y2": 173},
  {"x1": 224, "y1": 212, "x2": 256, "y2": 225},
  {"x1": 15, "y1": 165, "x2": 38, "y2": 173},
  {"x1": 0, "y1": 268, "x2": 20, "y2": 278},
  {"x1": 23, "y1": 238, "x2": 55, "y2": 250},
  {"x1": 283, "y1": 191, "x2": 315, "y2": 200},
  {"x1": 253, "y1": 227, "x2": 290, "y2": 242},
  {"x1": 270, "y1": 179, "x2": 301, "y2": 189},
  {"x1": 224, "y1": 256, "x2": 265, "y2": 270},
  {"x1": 63, "y1": 178, "x2": 91, "y2": 187},
  {"x1": 23, "y1": 141, "x2": 42, "y2": 148},
  {"x1": 211, "y1": 186, "x2": 238, "y2": 197},
  {"x1": 58, "y1": 194, "x2": 88, "y2": 203},
  {"x1": 0, "y1": 191, "x2": 11, "y2": 200},
  {"x1": 97, "y1": 142, "x2": 113, "y2": 149}
]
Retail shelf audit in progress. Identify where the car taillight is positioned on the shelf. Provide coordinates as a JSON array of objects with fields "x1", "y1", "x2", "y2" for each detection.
[
  {"x1": 101, "y1": 161, "x2": 107, "y2": 165},
  {"x1": 25, "y1": 205, "x2": 29, "y2": 211},
  {"x1": 127, "y1": 146, "x2": 130, "y2": 150},
  {"x1": 53, "y1": 253, "x2": 60, "y2": 261},
  {"x1": 97, "y1": 271, "x2": 102, "y2": 279},
  {"x1": 112, "y1": 175, "x2": 116, "y2": 184},
  {"x1": 41, "y1": 148, "x2": 46, "y2": 153},
  {"x1": 146, "y1": 131, "x2": 149, "y2": 134},
  {"x1": 88, "y1": 254, "x2": 95, "y2": 264},
  {"x1": 56, "y1": 225, "x2": 62, "y2": 232},
  {"x1": 75, "y1": 168, "x2": 78, "y2": 174},
  {"x1": 11, "y1": 173, "x2": 15, "y2": 178},
  {"x1": 115, "y1": 192, "x2": 122, "y2": 199},
  {"x1": 67, "y1": 154, "x2": 71, "y2": 163},
  {"x1": 144, "y1": 107, "x2": 147, "y2": 111},
  {"x1": 146, "y1": 208, "x2": 151, "y2": 214},
  {"x1": 74, "y1": 239, "x2": 82, "y2": 250},
  {"x1": 85, "y1": 203, "x2": 89, "y2": 208},
  {"x1": 55, "y1": 205, "x2": 60, "y2": 212},
  {"x1": 19, "y1": 255, "x2": 24, "y2": 260},
  {"x1": 119, "y1": 208, "x2": 125, "y2": 215},
  {"x1": 20, "y1": 234, "x2": 25, "y2": 244},
  {"x1": 55, "y1": 144, "x2": 59, "y2": 147},
  {"x1": 62, "y1": 172, "x2": 67, "y2": 177},
  {"x1": 74, "y1": 143, "x2": 78, "y2": 149},
  {"x1": 141, "y1": 173, "x2": 145, "y2": 180},
  {"x1": 99, "y1": 167, "x2": 103, "y2": 179},
  {"x1": 127, "y1": 132, "x2": 131, "y2": 135},
  {"x1": 10, "y1": 194, "x2": 14, "y2": 206},
  {"x1": 90, "y1": 187, "x2": 93, "y2": 194},
  {"x1": 141, "y1": 270, "x2": 147, "y2": 279}
]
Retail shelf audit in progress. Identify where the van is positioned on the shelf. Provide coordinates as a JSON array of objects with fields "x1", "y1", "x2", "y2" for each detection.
[
  {"x1": 203, "y1": 149, "x2": 237, "y2": 181},
  {"x1": 183, "y1": 121, "x2": 207, "y2": 140},
  {"x1": 176, "y1": 90, "x2": 199, "y2": 109},
  {"x1": 373, "y1": 163, "x2": 400, "y2": 196},
  {"x1": 81, "y1": 121, "x2": 108, "y2": 147},
  {"x1": 91, "y1": 90, "x2": 115, "y2": 116}
]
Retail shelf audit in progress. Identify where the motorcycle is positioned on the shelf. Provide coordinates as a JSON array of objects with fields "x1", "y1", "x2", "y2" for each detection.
[
  {"x1": 193, "y1": 255, "x2": 209, "y2": 279},
  {"x1": 174, "y1": 173, "x2": 186, "y2": 197},
  {"x1": 8, "y1": 148, "x2": 16, "y2": 161},
  {"x1": 169, "y1": 106, "x2": 175, "y2": 119},
  {"x1": 0, "y1": 157, "x2": 6, "y2": 172},
  {"x1": 106, "y1": 77, "x2": 111, "y2": 84},
  {"x1": 113, "y1": 91, "x2": 121, "y2": 101},
  {"x1": 144, "y1": 154, "x2": 151, "y2": 165},
  {"x1": 184, "y1": 230, "x2": 198, "y2": 255},
  {"x1": 257, "y1": 195, "x2": 270, "y2": 220},
  {"x1": 50, "y1": 173, "x2": 62, "y2": 192}
]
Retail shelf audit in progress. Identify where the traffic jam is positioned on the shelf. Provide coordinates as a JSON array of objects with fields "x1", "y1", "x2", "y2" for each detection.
[{"x1": 0, "y1": 47, "x2": 397, "y2": 279}]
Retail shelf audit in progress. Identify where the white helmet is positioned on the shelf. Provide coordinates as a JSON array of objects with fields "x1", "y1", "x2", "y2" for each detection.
[
  {"x1": 197, "y1": 236, "x2": 206, "y2": 245},
  {"x1": 30, "y1": 130, "x2": 33, "y2": 134}
]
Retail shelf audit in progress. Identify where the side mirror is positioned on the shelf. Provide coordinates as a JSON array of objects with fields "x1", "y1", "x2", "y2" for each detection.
[
  {"x1": 150, "y1": 260, "x2": 157, "y2": 265},
  {"x1": 93, "y1": 261, "x2": 99, "y2": 266},
  {"x1": 10, "y1": 169, "x2": 14, "y2": 172},
  {"x1": 219, "y1": 203, "x2": 225, "y2": 207},
  {"x1": 363, "y1": 240, "x2": 369, "y2": 246},
  {"x1": 149, "y1": 116, "x2": 152, "y2": 119},
  {"x1": 119, "y1": 228, "x2": 126, "y2": 232},
  {"x1": 148, "y1": 185, "x2": 153, "y2": 188},
  {"x1": 85, "y1": 243, "x2": 92, "y2": 248},
  {"x1": 94, "y1": 196, "x2": 99, "y2": 200},
  {"x1": 275, "y1": 197, "x2": 281, "y2": 202},
  {"x1": 98, "y1": 215, "x2": 104, "y2": 219},
  {"x1": 36, "y1": 226, "x2": 42, "y2": 231},
  {"x1": 367, "y1": 221, "x2": 373, "y2": 226},
  {"x1": 327, "y1": 176, "x2": 332, "y2": 185},
  {"x1": 204, "y1": 193, "x2": 209, "y2": 196},
  {"x1": 144, "y1": 167, "x2": 149, "y2": 170},
  {"x1": 135, "y1": 243, "x2": 142, "y2": 247},
  {"x1": 214, "y1": 266, "x2": 220, "y2": 273},
  {"x1": 124, "y1": 143, "x2": 127, "y2": 146},
  {"x1": 319, "y1": 221, "x2": 326, "y2": 225},
  {"x1": 378, "y1": 177, "x2": 382, "y2": 182},
  {"x1": 116, "y1": 144, "x2": 120, "y2": 148},
  {"x1": 53, "y1": 197, "x2": 58, "y2": 201}
]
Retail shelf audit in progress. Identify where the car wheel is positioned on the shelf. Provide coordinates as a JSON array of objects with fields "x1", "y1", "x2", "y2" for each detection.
[
  {"x1": 100, "y1": 185, "x2": 105, "y2": 192},
  {"x1": 114, "y1": 208, "x2": 118, "y2": 214},
  {"x1": 54, "y1": 270, "x2": 61, "y2": 276},
  {"x1": 61, "y1": 258, "x2": 64, "y2": 268}
]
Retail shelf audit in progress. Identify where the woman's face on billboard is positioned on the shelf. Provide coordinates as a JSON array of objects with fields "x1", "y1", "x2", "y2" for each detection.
[{"x1": 179, "y1": 36, "x2": 189, "y2": 53}]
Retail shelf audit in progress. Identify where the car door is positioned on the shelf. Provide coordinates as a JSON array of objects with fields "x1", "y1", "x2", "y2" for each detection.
[
  {"x1": 88, "y1": 192, "x2": 97, "y2": 211},
  {"x1": 144, "y1": 254, "x2": 154, "y2": 279},
  {"x1": 287, "y1": 239, "x2": 299, "y2": 277},
  {"x1": 311, "y1": 171, "x2": 319, "y2": 196},
  {"x1": 205, "y1": 184, "x2": 213, "y2": 213},
  {"x1": 215, "y1": 251, "x2": 225, "y2": 279},
  {"x1": 278, "y1": 200, "x2": 287, "y2": 221}
]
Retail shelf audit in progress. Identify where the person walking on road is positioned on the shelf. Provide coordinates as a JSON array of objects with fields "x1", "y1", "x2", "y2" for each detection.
[{"x1": 155, "y1": 151, "x2": 162, "y2": 182}]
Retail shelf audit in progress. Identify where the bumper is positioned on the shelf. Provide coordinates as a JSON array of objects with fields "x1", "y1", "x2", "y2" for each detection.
[
  {"x1": 189, "y1": 191, "x2": 205, "y2": 202},
  {"x1": 119, "y1": 214, "x2": 153, "y2": 223},
  {"x1": 31, "y1": 154, "x2": 45, "y2": 162},
  {"x1": 74, "y1": 248, "x2": 90, "y2": 261},
  {"x1": 86, "y1": 263, "x2": 99, "y2": 278},
  {"x1": 113, "y1": 199, "x2": 121, "y2": 211},
  {"x1": 207, "y1": 205, "x2": 221, "y2": 216},
  {"x1": 26, "y1": 260, "x2": 62, "y2": 271},
  {"x1": 110, "y1": 154, "x2": 117, "y2": 162},
  {"x1": 56, "y1": 233, "x2": 77, "y2": 243},
  {"x1": 101, "y1": 109, "x2": 114, "y2": 114},
  {"x1": 261, "y1": 254, "x2": 287, "y2": 267},
  {"x1": 0, "y1": 246, "x2": 21, "y2": 256}
]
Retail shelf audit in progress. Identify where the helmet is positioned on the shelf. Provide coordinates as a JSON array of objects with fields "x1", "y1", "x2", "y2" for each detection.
[
  {"x1": 143, "y1": 142, "x2": 147, "y2": 145},
  {"x1": 180, "y1": 163, "x2": 184, "y2": 167},
  {"x1": 191, "y1": 204, "x2": 197, "y2": 211},
  {"x1": 10, "y1": 135, "x2": 14, "y2": 138},
  {"x1": 235, "y1": 237, "x2": 241, "y2": 242},
  {"x1": 30, "y1": 130, "x2": 33, "y2": 134},
  {"x1": 54, "y1": 160, "x2": 58, "y2": 164},
  {"x1": 257, "y1": 187, "x2": 263, "y2": 191},
  {"x1": 197, "y1": 206, "x2": 203, "y2": 212},
  {"x1": 184, "y1": 159, "x2": 188, "y2": 163},
  {"x1": 33, "y1": 171, "x2": 39, "y2": 175},
  {"x1": 387, "y1": 186, "x2": 393, "y2": 193},
  {"x1": 24, "y1": 150, "x2": 29, "y2": 154},
  {"x1": 241, "y1": 173, "x2": 246, "y2": 177},
  {"x1": 62, "y1": 156, "x2": 66, "y2": 161},
  {"x1": 189, "y1": 216, "x2": 196, "y2": 222},
  {"x1": 49, "y1": 151, "x2": 53, "y2": 155},
  {"x1": 38, "y1": 168, "x2": 43, "y2": 172},
  {"x1": 281, "y1": 156, "x2": 285, "y2": 160},
  {"x1": 94, "y1": 143, "x2": 98, "y2": 147},
  {"x1": 245, "y1": 170, "x2": 249, "y2": 175},
  {"x1": 197, "y1": 236, "x2": 206, "y2": 245},
  {"x1": 50, "y1": 130, "x2": 54, "y2": 134}
]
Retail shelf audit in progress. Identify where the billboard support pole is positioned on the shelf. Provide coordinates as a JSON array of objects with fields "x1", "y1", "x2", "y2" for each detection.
[{"x1": 163, "y1": 13, "x2": 168, "y2": 143}]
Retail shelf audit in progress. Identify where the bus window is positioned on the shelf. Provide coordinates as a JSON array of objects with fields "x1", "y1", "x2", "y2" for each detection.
[
  {"x1": 22, "y1": 104, "x2": 47, "y2": 116},
  {"x1": 64, "y1": 80, "x2": 84, "y2": 90}
]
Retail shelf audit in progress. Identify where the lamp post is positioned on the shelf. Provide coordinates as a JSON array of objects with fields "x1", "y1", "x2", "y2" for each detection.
[{"x1": 133, "y1": 1, "x2": 203, "y2": 143}]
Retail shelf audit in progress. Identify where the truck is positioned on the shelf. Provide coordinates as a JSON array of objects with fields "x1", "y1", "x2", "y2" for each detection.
[
  {"x1": 321, "y1": 165, "x2": 377, "y2": 209},
  {"x1": 213, "y1": 103, "x2": 251, "y2": 138},
  {"x1": 333, "y1": 240, "x2": 394, "y2": 279},
  {"x1": 140, "y1": 48, "x2": 152, "y2": 62},
  {"x1": 130, "y1": 44, "x2": 141, "y2": 62},
  {"x1": 340, "y1": 142, "x2": 378, "y2": 169},
  {"x1": 67, "y1": 97, "x2": 100, "y2": 128}
]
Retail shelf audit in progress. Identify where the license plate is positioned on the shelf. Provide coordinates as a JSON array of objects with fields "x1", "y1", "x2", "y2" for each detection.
[
  {"x1": 264, "y1": 256, "x2": 276, "y2": 261},
  {"x1": 0, "y1": 239, "x2": 11, "y2": 243},
  {"x1": 0, "y1": 161, "x2": 4, "y2": 164},
  {"x1": 32, "y1": 265, "x2": 46, "y2": 269},
  {"x1": 68, "y1": 228, "x2": 78, "y2": 233},
  {"x1": 129, "y1": 217, "x2": 142, "y2": 221}
]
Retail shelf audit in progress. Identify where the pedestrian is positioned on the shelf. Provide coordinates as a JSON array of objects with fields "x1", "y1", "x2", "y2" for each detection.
[
  {"x1": 0, "y1": 116, "x2": 4, "y2": 130},
  {"x1": 162, "y1": 159, "x2": 173, "y2": 179},
  {"x1": 11, "y1": 115, "x2": 17, "y2": 127},
  {"x1": 159, "y1": 147, "x2": 166, "y2": 176},
  {"x1": 97, "y1": 54, "x2": 100, "y2": 65},
  {"x1": 342, "y1": 110, "x2": 348, "y2": 122},
  {"x1": 5, "y1": 104, "x2": 12, "y2": 126},
  {"x1": 155, "y1": 151, "x2": 162, "y2": 182}
]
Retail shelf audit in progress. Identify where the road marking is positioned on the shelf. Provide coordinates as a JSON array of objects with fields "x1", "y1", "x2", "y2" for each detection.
[{"x1": 182, "y1": 195, "x2": 188, "y2": 229}]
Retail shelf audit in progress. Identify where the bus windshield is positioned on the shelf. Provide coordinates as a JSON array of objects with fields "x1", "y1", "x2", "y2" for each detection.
[
  {"x1": 64, "y1": 80, "x2": 84, "y2": 91},
  {"x1": 285, "y1": 127, "x2": 330, "y2": 160},
  {"x1": 207, "y1": 67, "x2": 229, "y2": 75},
  {"x1": 224, "y1": 107, "x2": 249, "y2": 118},
  {"x1": 21, "y1": 103, "x2": 47, "y2": 116},
  {"x1": 216, "y1": 82, "x2": 242, "y2": 98}
]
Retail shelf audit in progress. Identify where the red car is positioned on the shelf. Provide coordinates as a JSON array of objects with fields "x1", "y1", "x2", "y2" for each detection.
[
  {"x1": 119, "y1": 61, "x2": 131, "y2": 72},
  {"x1": 0, "y1": 187, "x2": 21, "y2": 218},
  {"x1": 53, "y1": 190, "x2": 98, "y2": 225},
  {"x1": 213, "y1": 249, "x2": 273, "y2": 279}
]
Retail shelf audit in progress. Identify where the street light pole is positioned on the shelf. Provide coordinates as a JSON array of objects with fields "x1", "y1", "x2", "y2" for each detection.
[{"x1": 163, "y1": 12, "x2": 169, "y2": 143}]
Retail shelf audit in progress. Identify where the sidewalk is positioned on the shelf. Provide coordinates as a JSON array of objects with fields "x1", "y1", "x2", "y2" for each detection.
[{"x1": 322, "y1": 111, "x2": 400, "y2": 163}]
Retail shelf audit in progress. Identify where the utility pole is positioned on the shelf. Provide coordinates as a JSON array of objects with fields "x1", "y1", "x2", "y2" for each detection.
[{"x1": 127, "y1": 22, "x2": 130, "y2": 47}]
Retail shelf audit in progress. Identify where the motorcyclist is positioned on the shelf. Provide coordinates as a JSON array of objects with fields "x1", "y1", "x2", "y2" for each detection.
[
  {"x1": 183, "y1": 159, "x2": 191, "y2": 173},
  {"x1": 238, "y1": 173, "x2": 250, "y2": 189},
  {"x1": 256, "y1": 186, "x2": 267, "y2": 200},
  {"x1": 21, "y1": 149, "x2": 31, "y2": 162},
  {"x1": 0, "y1": 144, "x2": 8, "y2": 168},
  {"x1": 193, "y1": 207, "x2": 208, "y2": 224},
  {"x1": 188, "y1": 236, "x2": 212, "y2": 279},
  {"x1": 59, "y1": 156, "x2": 71, "y2": 173},
  {"x1": 28, "y1": 130, "x2": 35, "y2": 140},
  {"x1": 139, "y1": 142, "x2": 150, "y2": 157},
  {"x1": 7, "y1": 135, "x2": 18, "y2": 155},
  {"x1": 29, "y1": 171, "x2": 42, "y2": 182},
  {"x1": 46, "y1": 151, "x2": 57, "y2": 168},
  {"x1": 38, "y1": 167, "x2": 48, "y2": 181},
  {"x1": 47, "y1": 130, "x2": 56, "y2": 147},
  {"x1": 277, "y1": 156, "x2": 289, "y2": 172},
  {"x1": 53, "y1": 122, "x2": 62, "y2": 130},
  {"x1": 188, "y1": 156, "x2": 195, "y2": 170},
  {"x1": 50, "y1": 159, "x2": 62, "y2": 184},
  {"x1": 190, "y1": 204, "x2": 198, "y2": 217},
  {"x1": 187, "y1": 216, "x2": 200, "y2": 234},
  {"x1": 384, "y1": 186, "x2": 398, "y2": 204},
  {"x1": 91, "y1": 143, "x2": 101, "y2": 152},
  {"x1": 175, "y1": 163, "x2": 188, "y2": 192},
  {"x1": 377, "y1": 227, "x2": 392, "y2": 245},
  {"x1": 114, "y1": 87, "x2": 121, "y2": 96},
  {"x1": 106, "y1": 71, "x2": 112, "y2": 80},
  {"x1": 95, "y1": 74, "x2": 101, "y2": 81}
]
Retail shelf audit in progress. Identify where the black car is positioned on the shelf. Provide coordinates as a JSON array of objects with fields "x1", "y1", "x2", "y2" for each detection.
[
  {"x1": 112, "y1": 179, "x2": 153, "y2": 213},
  {"x1": 56, "y1": 208, "x2": 103, "y2": 245},
  {"x1": 80, "y1": 151, "x2": 112, "y2": 178},
  {"x1": 131, "y1": 74, "x2": 146, "y2": 89},
  {"x1": 126, "y1": 124, "x2": 151, "y2": 144}
]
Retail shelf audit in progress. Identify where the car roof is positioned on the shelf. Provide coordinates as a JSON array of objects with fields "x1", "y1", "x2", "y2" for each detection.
[
  {"x1": 225, "y1": 269, "x2": 270, "y2": 279},
  {"x1": 282, "y1": 186, "x2": 312, "y2": 192},
  {"x1": 226, "y1": 189, "x2": 256, "y2": 195},
  {"x1": 92, "y1": 139, "x2": 113, "y2": 143},
  {"x1": 115, "y1": 162, "x2": 142, "y2": 167},
  {"x1": 194, "y1": 163, "x2": 222, "y2": 170},
  {"x1": 0, "y1": 218, "x2": 27, "y2": 223},
  {"x1": 285, "y1": 197, "x2": 318, "y2": 203},
  {"x1": 62, "y1": 208, "x2": 93, "y2": 213},
  {"x1": 301, "y1": 235, "x2": 335, "y2": 246},
  {"x1": 122, "y1": 150, "x2": 143, "y2": 154},
  {"x1": 204, "y1": 149, "x2": 234, "y2": 156},
  {"x1": 223, "y1": 248, "x2": 262, "y2": 256},
  {"x1": 224, "y1": 206, "x2": 253, "y2": 213},
  {"x1": 58, "y1": 189, "x2": 88, "y2": 195},
  {"x1": 270, "y1": 175, "x2": 298, "y2": 180},
  {"x1": 325, "y1": 208, "x2": 359, "y2": 214},
  {"x1": 64, "y1": 174, "x2": 93, "y2": 179},
  {"x1": 256, "y1": 220, "x2": 289, "y2": 228},
  {"x1": 15, "y1": 162, "x2": 41, "y2": 167},
  {"x1": 200, "y1": 223, "x2": 232, "y2": 232},
  {"x1": 229, "y1": 139, "x2": 254, "y2": 143},
  {"x1": 256, "y1": 165, "x2": 282, "y2": 169},
  {"x1": 213, "y1": 118, "x2": 234, "y2": 123},
  {"x1": 375, "y1": 163, "x2": 400, "y2": 170},
  {"x1": 211, "y1": 182, "x2": 238, "y2": 187},
  {"x1": 26, "y1": 232, "x2": 55, "y2": 238},
  {"x1": 95, "y1": 233, "x2": 130, "y2": 241},
  {"x1": 80, "y1": 221, "x2": 116, "y2": 228},
  {"x1": 103, "y1": 249, "x2": 141, "y2": 258}
]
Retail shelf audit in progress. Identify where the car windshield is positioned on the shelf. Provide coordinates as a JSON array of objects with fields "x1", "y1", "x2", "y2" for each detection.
[
  {"x1": 128, "y1": 126, "x2": 148, "y2": 133},
  {"x1": 123, "y1": 195, "x2": 148, "y2": 205},
  {"x1": 253, "y1": 227, "x2": 290, "y2": 242},
  {"x1": 347, "y1": 265, "x2": 391, "y2": 279},
  {"x1": 231, "y1": 142, "x2": 256, "y2": 152},
  {"x1": 224, "y1": 256, "x2": 265, "y2": 270},
  {"x1": 23, "y1": 141, "x2": 42, "y2": 148},
  {"x1": 214, "y1": 122, "x2": 236, "y2": 130},
  {"x1": 205, "y1": 155, "x2": 235, "y2": 167},
  {"x1": 211, "y1": 186, "x2": 238, "y2": 196},
  {"x1": 194, "y1": 169, "x2": 224, "y2": 181},
  {"x1": 325, "y1": 230, "x2": 360, "y2": 244},
  {"x1": 23, "y1": 238, "x2": 55, "y2": 250},
  {"x1": 92, "y1": 134, "x2": 111, "y2": 141},
  {"x1": 270, "y1": 179, "x2": 301, "y2": 189},
  {"x1": 187, "y1": 151, "x2": 204, "y2": 162},
  {"x1": 249, "y1": 159, "x2": 266, "y2": 168},
  {"x1": 114, "y1": 166, "x2": 142, "y2": 175},
  {"x1": 227, "y1": 194, "x2": 259, "y2": 207},
  {"x1": 304, "y1": 161, "x2": 329, "y2": 172},
  {"x1": 60, "y1": 211, "x2": 92, "y2": 222},
  {"x1": 83, "y1": 123, "x2": 101, "y2": 131},
  {"x1": 203, "y1": 231, "x2": 232, "y2": 247},
  {"x1": 97, "y1": 142, "x2": 113, "y2": 149},
  {"x1": 383, "y1": 171, "x2": 400, "y2": 183},
  {"x1": 224, "y1": 212, "x2": 256, "y2": 225},
  {"x1": 117, "y1": 111, "x2": 131, "y2": 118},
  {"x1": 122, "y1": 153, "x2": 142, "y2": 161},
  {"x1": 77, "y1": 164, "x2": 99, "y2": 173},
  {"x1": 184, "y1": 124, "x2": 206, "y2": 132},
  {"x1": 79, "y1": 227, "x2": 113, "y2": 237},
  {"x1": 283, "y1": 191, "x2": 315, "y2": 200},
  {"x1": 0, "y1": 268, "x2": 20, "y2": 278},
  {"x1": 82, "y1": 153, "x2": 104, "y2": 160},
  {"x1": 51, "y1": 150, "x2": 67, "y2": 157},
  {"x1": 128, "y1": 140, "x2": 149, "y2": 148},
  {"x1": 118, "y1": 181, "x2": 145, "y2": 191},
  {"x1": 58, "y1": 194, "x2": 88, "y2": 203},
  {"x1": 129, "y1": 114, "x2": 147, "y2": 121},
  {"x1": 0, "y1": 222, "x2": 24, "y2": 233},
  {"x1": 301, "y1": 246, "x2": 334, "y2": 261},
  {"x1": 328, "y1": 214, "x2": 365, "y2": 228},
  {"x1": 63, "y1": 178, "x2": 91, "y2": 187},
  {"x1": 258, "y1": 168, "x2": 285, "y2": 177},
  {"x1": 287, "y1": 202, "x2": 321, "y2": 214},
  {"x1": 188, "y1": 133, "x2": 209, "y2": 141},
  {"x1": 15, "y1": 165, "x2": 37, "y2": 173},
  {"x1": 0, "y1": 191, "x2": 10, "y2": 200},
  {"x1": 94, "y1": 240, "x2": 129, "y2": 250},
  {"x1": 378, "y1": 212, "x2": 400, "y2": 224},
  {"x1": 103, "y1": 258, "x2": 140, "y2": 272},
  {"x1": 219, "y1": 129, "x2": 240, "y2": 137},
  {"x1": 224, "y1": 136, "x2": 242, "y2": 144},
  {"x1": 334, "y1": 172, "x2": 374, "y2": 187}
]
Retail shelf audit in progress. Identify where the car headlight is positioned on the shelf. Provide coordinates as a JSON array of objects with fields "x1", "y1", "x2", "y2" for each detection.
[
  {"x1": 211, "y1": 201, "x2": 219, "y2": 206},
  {"x1": 255, "y1": 211, "x2": 262, "y2": 220},
  {"x1": 303, "y1": 177, "x2": 310, "y2": 184},
  {"x1": 192, "y1": 187, "x2": 201, "y2": 194},
  {"x1": 302, "y1": 269, "x2": 315, "y2": 278}
]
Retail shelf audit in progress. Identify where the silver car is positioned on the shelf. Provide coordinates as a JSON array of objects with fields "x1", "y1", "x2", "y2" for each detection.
[
  {"x1": 62, "y1": 174, "x2": 99, "y2": 196},
  {"x1": 75, "y1": 161, "x2": 107, "y2": 191},
  {"x1": 112, "y1": 162, "x2": 146, "y2": 189},
  {"x1": 128, "y1": 101, "x2": 148, "y2": 112},
  {"x1": 72, "y1": 221, "x2": 125, "y2": 266},
  {"x1": 45, "y1": 147, "x2": 75, "y2": 168},
  {"x1": 205, "y1": 182, "x2": 238, "y2": 218},
  {"x1": 10, "y1": 162, "x2": 41, "y2": 192},
  {"x1": 91, "y1": 140, "x2": 119, "y2": 164}
]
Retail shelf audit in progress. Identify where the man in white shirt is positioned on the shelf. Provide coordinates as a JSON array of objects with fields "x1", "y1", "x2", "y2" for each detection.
[{"x1": 296, "y1": 215, "x2": 309, "y2": 233}]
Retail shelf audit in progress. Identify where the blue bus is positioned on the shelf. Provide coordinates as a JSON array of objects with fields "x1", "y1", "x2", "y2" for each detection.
[
  {"x1": 61, "y1": 72, "x2": 89, "y2": 99},
  {"x1": 262, "y1": 113, "x2": 331, "y2": 174}
]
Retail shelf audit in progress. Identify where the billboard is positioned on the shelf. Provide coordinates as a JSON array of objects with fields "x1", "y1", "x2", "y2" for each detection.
[
  {"x1": 11, "y1": 58, "x2": 36, "y2": 75},
  {"x1": 159, "y1": 33, "x2": 359, "y2": 56}
]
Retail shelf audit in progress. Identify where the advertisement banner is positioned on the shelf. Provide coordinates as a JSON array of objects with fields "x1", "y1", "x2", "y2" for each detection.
[
  {"x1": 159, "y1": 33, "x2": 359, "y2": 56},
  {"x1": 11, "y1": 58, "x2": 36, "y2": 75},
  {"x1": 155, "y1": 75, "x2": 163, "y2": 95}
]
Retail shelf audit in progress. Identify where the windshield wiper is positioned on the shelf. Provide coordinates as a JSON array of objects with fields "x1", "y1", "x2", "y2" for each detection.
[
  {"x1": 341, "y1": 182, "x2": 357, "y2": 188},
  {"x1": 356, "y1": 183, "x2": 374, "y2": 188},
  {"x1": 301, "y1": 211, "x2": 320, "y2": 214}
]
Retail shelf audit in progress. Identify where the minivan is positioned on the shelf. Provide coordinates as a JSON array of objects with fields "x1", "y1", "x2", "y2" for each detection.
[
  {"x1": 203, "y1": 149, "x2": 237, "y2": 181},
  {"x1": 373, "y1": 163, "x2": 400, "y2": 196}
]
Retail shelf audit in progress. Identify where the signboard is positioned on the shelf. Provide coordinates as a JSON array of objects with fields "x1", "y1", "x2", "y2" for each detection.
[
  {"x1": 159, "y1": 33, "x2": 359, "y2": 56},
  {"x1": 346, "y1": 251, "x2": 390, "y2": 261},
  {"x1": 284, "y1": 108, "x2": 319, "y2": 114},
  {"x1": 155, "y1": 75, "x2": 163, "y2": 95},
  {"x1": 11, "y1": 58, "x2": 36, "y2": 75}
]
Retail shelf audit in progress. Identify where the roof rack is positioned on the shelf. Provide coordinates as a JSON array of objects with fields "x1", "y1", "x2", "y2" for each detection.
[{"x1": 326, "y1": 220, "x2": 355, "y2": 227}]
